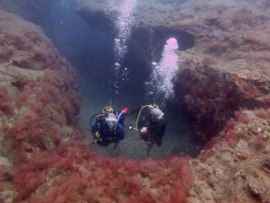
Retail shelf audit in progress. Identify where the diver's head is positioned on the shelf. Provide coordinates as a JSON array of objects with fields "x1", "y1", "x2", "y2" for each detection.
[
  {"x1": 150, "y1": 107, "x2": 164, "y2": 122},
  {"x1": 102, "y1": 106, "x2": 114, "y2": 114}
]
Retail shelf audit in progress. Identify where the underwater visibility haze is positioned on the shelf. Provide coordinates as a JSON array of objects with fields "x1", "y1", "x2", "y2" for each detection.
[{"x1": 0, "y1": 0, "x2": 269, "y2": 202}]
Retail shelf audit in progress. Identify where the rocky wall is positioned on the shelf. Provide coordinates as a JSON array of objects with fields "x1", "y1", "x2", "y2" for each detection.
[
  {"x1": 0, "y1": 9, "x2": 80, "y2": 201},
  {"x1": 0, "y1": 0, "x2": 269, "y2": 202},
  {"x1": 0, "y1": 9, "x2": 192, "y2": 203},
  {"x1": 76, "y1": 1, "x2": 270, "y2": 202}
]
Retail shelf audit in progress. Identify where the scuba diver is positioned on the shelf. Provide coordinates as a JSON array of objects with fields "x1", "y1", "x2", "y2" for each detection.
[
  {"x1": 90, "y1": 106, "x2": 127, "y2": 149},
  {"x1": 130, "y1": 104, "x2": 167, "y2": 156}
]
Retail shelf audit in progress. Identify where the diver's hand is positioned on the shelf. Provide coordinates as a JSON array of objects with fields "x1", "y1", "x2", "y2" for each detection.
[{"x1": 140, "y1": 127, "x2": 148, "y2": 134}]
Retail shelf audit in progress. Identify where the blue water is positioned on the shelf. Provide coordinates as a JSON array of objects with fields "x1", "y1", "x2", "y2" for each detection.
[{"x1": 0, "y1": 0, "x2": 201, "y2": 159}]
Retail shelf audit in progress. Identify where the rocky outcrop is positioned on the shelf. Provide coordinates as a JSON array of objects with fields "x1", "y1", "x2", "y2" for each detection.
[
  {"x1": 0, "y1": 0, "x2": 269, "y2": 202},
  {"x1": 175, "y1": 49, "x2": 270, "y2": 141},
  {"x1": 77, "y1": 0, "x2": 270, "y2": 140},
  {"x1": 189, "y1": 109, "x2": 270, "y2": 202},
  {"x1": 0, "y1": 9, "x2": 192, "y2": 203},
  {"x1": 76, "y1": 0, "x2": 270, "y2": 202},
  {"x1": 0, "y1": 9, "x2": 80, "y2": 201},
  {"x1": 172, "y1": 0, "x2": 270, "y2": 141},
  {"x1": 0, "y1": 9, "x2": 81, "y2": 161},
  {"x1": 78, "y1": 1, "x2": 194, "y2": 51},
  {"x1": 142, "y1": 1, "x2": 270, "y2": 202}
]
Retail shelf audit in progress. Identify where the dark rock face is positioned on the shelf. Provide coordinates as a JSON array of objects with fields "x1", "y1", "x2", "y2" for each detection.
[
  {"x1": 0, "y1": 1, "x2": 269, "y2": 202},
  {"x1": 76, "y1": 0, "x2": 196, "y2": 99},
  {"x1": 77, "y1": 1, "x2": 195, "y2": 59},
  {"x1": 174, "y1": 51, "x2": 270, "y2": 142},
  {"x1": 76, "y1": 0, "x2": 270, "y2": 141},
  {"x1": 75, "y1": 1, "x2": 270, "y2": 202},
  {"x1": 129, "y1": 26, "x2": 194, "y2": 63},
  {"x1": 0, "y1": 8, "x2": 193, "y2": 203},
  {"x1": 174, "y1": 66, "x2": 242, "y2": 142},
  {"x1": 77, "y1": 4, "x2": 115, "y2": 36}
]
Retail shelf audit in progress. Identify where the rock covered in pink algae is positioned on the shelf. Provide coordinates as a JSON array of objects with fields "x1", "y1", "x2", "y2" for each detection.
[{"x1": 0, "y1": 9, "x2": 193, "y2": 203}]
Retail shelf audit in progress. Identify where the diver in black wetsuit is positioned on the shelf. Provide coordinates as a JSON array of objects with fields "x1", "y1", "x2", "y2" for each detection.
[{"x1": 132, "y1": 104, "x2": 167, "y2": 155}]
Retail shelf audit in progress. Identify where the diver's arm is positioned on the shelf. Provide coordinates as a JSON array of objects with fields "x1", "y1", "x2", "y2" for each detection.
[{"x1": 114, "y1": 124, "x2": 125, "y2": 143}]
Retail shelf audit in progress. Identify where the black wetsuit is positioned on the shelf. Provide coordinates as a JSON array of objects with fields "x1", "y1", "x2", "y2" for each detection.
[{"x1": 137, "y1": 108, "x2": 167, "y2": 146}]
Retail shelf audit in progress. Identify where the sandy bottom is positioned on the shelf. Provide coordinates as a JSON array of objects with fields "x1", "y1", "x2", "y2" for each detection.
[{"x1": 78, "y1": 79, "x2": 201, "y2": 159}]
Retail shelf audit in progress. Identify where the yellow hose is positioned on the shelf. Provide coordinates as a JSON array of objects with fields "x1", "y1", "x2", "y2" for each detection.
[{"x1": 135, "y1": 105, "x2": 153, "y2": 130}]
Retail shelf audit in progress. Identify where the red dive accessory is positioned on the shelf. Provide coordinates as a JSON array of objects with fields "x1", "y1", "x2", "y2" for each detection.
[{"x1": 122, "y1": 107, "x2": 128, "y2": 113}]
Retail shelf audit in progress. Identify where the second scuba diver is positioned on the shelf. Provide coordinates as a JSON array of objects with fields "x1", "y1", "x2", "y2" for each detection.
[{"x1": 130, "y1": 104, "x2": 167, "y2": 155}]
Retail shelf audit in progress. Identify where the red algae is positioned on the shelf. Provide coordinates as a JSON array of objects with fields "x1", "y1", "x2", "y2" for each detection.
[
  {"x1": 9, "y1": 142, "x2": 192, "y2": 202},
  {"x1": 0, "y1": 86, "x2": 14, "y2": 115},
  {"x1": 1, "y1": 0, "x2": 270, "y2": 202},
  {"x1": 0, "y1": 10, "x2": 193, "y2": 199}
]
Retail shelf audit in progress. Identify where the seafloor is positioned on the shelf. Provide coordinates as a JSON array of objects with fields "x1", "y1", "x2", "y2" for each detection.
[{"x1": 0, "y1": 0, "x2": 269, "y2": 202}]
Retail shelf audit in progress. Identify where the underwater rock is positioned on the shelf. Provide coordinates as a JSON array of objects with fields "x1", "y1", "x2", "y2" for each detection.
[
  {"x1": 0, "y1": 9, "x2": 193, "y2": 203},
  {"x1": 175, "y1": 50, "x2": 270, "y2": 142},
  {"x1": 76, "y1": 0, "x2": 195, "y2": 64},
  {"x1": 262, "y1": 159, "x2": 270, "y2": 172},
  {"x1": 189, "y1": 110, "x2": 270, "y2": 202},
  {"x1": 0, "y1": 9, "x2": 81, "y2": 201},
  {"x1": 76, "y1": 1, "x2": 270, "y2": 202},
  {"x1": 0, "y1": 1, "x2": 269, "y2": 202},
  {"x1": 77, "y1": 0, "x2": 270, "y2": 140},
  {"x1": 172, "y1": 0, "x2": 270, "y2": 144}
]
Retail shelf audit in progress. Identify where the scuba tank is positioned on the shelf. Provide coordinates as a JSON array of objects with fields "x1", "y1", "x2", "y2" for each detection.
[{"x1": 90, "y1": 106, "x2": 128, "y2": 132}]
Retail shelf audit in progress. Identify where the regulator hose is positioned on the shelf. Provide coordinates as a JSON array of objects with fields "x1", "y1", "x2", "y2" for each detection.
[
  {"x1": 135, "y1": 105, "x2": 153, "y2": 130},
  {"x1": 89, "y1": 113, "x2": 105, "y2": 128}
]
